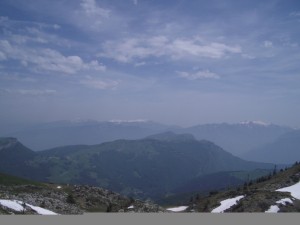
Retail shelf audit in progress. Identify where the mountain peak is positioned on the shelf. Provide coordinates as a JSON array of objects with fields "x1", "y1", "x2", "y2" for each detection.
[
  {"x1": 238, "y1": 121, "x2": 270, "y2": 126},
  {"x1": 0, "y1": 137, "x2": 18, "y2": 151},
  {"x1": 108, "y1": 119, "x2": 149, "y2": 124}
]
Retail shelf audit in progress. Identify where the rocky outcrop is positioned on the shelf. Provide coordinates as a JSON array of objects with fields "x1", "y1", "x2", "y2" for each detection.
[
  {"x1": 0, "y1": 185, "x2": 82, "y2": 214},
  {"x1": 121, "y1": 199, "x2": 166, "y2": 212},
  {"x1": 0, "y1": 183, "x2": 166, "y2": 214}
]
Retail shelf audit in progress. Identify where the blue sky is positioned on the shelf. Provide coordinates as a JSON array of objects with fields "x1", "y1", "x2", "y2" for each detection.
[{"x1": 0, "y1": 0, "x2": 300, "y2": 128}]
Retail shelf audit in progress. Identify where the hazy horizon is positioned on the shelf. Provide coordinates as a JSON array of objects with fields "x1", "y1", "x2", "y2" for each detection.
[
  {"x1": 0, "y1": 118, "x2": 297, "y2": 136},
  {"x1": 1, "y1": 0, "x2": 300, "y2": 130}
]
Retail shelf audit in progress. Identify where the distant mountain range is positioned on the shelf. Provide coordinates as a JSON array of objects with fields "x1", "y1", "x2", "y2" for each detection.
[
  {"x1": 0, "y1": 134, "x2": 274, "y2": 200},
  {"x1": 4, "y1": 120, "x2": 293, "y2": 157},
  {"x1": 242, "y1": 130, "x2": 300, "y2": 164},
  {"x1": 5, "y1": 120, "x2": 176, "y2": 151},
  {"x1": 181, "y1": 121, "x2": 293, "y2": 156}
]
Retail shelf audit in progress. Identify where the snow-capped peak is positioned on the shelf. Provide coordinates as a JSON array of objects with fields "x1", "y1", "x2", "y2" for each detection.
[
  {"x1": 108, "y1": 119, "x2": 148, "y2": 124},
  {"x1": 239, "y1": 121, "x2": 270, "y2": 126}
]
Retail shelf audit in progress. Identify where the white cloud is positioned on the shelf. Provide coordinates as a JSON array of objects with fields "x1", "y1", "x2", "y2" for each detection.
[
  {"x1": 78, "y1": 0, "x2": 110, "y2": 28},
  {"x1": 263, "y1": 40, "x2": 273, "y2": 48},
  {"x1": 80, "y1": 0, "x2": 110, "y2": 18},
  {"x1": 177, "y1": 70, "x2": 220, "y2": 80},
  {"x1": 170, "y1": 40, "x2": 241, "y2": 59},
  {"x1": 283, "y1": 42, "x2": 299, "y2": 48},
  {"x1": 0, "y1": 16, "x2": 60, "y2": 31},
  {"x1": 242, "y1": 54, "x2": 255, "y2": 59},
  {"x1": 11, "y1": 33, "x2": 48, "y2": 45},
  {"x1": 0, "y1": 73, "x2": 36, "y2": 82},
  {"x1": 289, "y1": 11, "x2": 300, "y2": 17},
  {"x1": 0, "y1": 51, "x2": 6, "y2": 61},
  {"x1": 1, "y1": 89, "x2": 57, "y2": 96},
  {"x1": 99, "y1": 36, "x2": 241, "y2": 63},
  {"x1": 0, "y1": 40, "x2": 106, "y2": 74},
  {"x1": 134, "y1": 62, "x2": 146, "y2": 67},
  {"x1": 53, "y1": 24, "x2": 61, "y2": 29},
  {"x1": 0, "y1": 17, "x2": 74, "y2": 48},
  {"x1": 80, "y1": 78, "x2": 120, "y2": 90}
]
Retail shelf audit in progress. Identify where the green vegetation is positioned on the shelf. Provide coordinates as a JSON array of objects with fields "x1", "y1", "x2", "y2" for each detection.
[
  {"x1": 0, "y1": 207, "x2": 10, "y2": 215},
  {"x1": 230, "y1": 169, "x2": 272, "y2": 181},
  {"x1": 66, "y1": 193, "x2": 76, "y2": 204},
  {"x1": 190, "y1": 162, "x2": 300, "y2": 212},
  {"x1": 0, "y1": 135, "x2": 274, "y2": 200},
  {"x1": 0, "y1": 172, "x2": 43, "y2": 186}
]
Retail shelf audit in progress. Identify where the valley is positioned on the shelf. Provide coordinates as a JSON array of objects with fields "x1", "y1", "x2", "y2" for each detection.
[{"x1": 1, "y1": 122, "x2": 300, "y2": 214}]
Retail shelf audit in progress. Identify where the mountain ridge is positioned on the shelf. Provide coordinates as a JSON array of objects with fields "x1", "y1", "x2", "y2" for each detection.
[
  {"x1": 242, "y1": 129, "x2": 300, "y2": 164},
  {"x1": 4, "y1": 120, "x2": 292, "y2": 154},
  {"x1": 0, "y1": 135, "x2": 275, "y2": 200}
]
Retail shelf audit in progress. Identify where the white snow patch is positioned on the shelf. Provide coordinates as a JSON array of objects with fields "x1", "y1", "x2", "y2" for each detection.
[
  {"x1": 265, "y1": 205, "x2": 280, "y2": 213},
  {"x1": 109, "y1": 119, "x2": 148, "y2": 123},
  {"x1": 57, "y1": 186, "x2": 62, "y2": 189},
  {"x1": 239, "y1": 121, "x2": 270, "y2": 126},
  {"x1": 211, "y1": 195, "x2": 244, "y2": 213},
  {"x1": 166, "y1": 206, "x2": 188, "y2": 212},
  {"x1": 0, "y1": 199, "x2": 57, "y2": 215},
  {"x1": 0, "y1": 200, "x2": 24, "y2": 212},
  {"x1": 276, "y1": 198, "x2": 293, "y2": 206},
  {"x1": 264, "y1": 182, "x2": 300, "y2": 213},
  {"x1": 265, "y1": 198, "x2": 293, "y2": 213},
  {"x1": 23, "y1": 202, "x2": 58, "y2": 215},
  {"x1": 276, "y1": 181, "x2": 300, "y2": 200},
  {"x1": 127, "y1": 205, "x2": 134, "y2": 209}
]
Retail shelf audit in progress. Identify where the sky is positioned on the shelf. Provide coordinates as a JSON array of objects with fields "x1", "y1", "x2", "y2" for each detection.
[{"x1": 0, "y1": 0, "x2": 300, "y2": 129}]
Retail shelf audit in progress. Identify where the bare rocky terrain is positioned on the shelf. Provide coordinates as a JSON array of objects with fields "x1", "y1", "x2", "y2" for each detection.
[{"x1": 0, "y1": 178, "x2": 166, "y2": 214}]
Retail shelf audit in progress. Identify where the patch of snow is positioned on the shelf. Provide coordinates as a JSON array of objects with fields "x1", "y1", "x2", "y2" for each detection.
[
  {"x1": 0, "y1": 199, "x2": 24, "y2": 212},
  {"x1": 266, "y1": 182, "x2": 300, "y2": 213},
  {"x1": 23, "y1": 202, "x2": 58, "y2": 215},
  {"x1": 166, "y1": 206, "x2": 188, "y2": 212},
  {"x1": 265, "y1": 198, "x2": 293, "y2": 213},
  {"x1": 276, "y1": 198, "x2": 293, "y2": 206},
  {"x1": 57, "y1": 186, "x2": 62, "y2": 189},
  {"x1": 239, "y1": 121, "x2": 270, "y2": 126},
  {"x1": 276, "y1": 181, "x2": 300, "y2": 200},
  {"x1": 127, "y1": 205, "x2": 134, "y2": 209},
  {"x1": 0, "y1": 199, "x2": 57, "y2": 215},
  {"x1": 109, "y1": 119, "x2": 148, "y2": 123},
  {"x1": 211, "y1": 195, "x2": 244, "y2": 213},
  {"x1": 265, "y1": 205, "x2": 280, "y2": 213}
]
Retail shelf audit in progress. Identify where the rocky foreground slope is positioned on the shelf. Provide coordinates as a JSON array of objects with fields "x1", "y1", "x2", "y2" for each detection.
[
  {"x1": 2, "y1": 163, "x2": 300, "y2": 214},
  {"x1": 184, "y1": 162, "x2": 300, "y2": 212},
  {"x1": 0, "y1": 173, "x2": 165, "y2": 214}
]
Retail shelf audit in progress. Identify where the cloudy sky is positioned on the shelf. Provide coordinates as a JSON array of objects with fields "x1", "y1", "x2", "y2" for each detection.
[{"x1": 0, "y1": 0, "x2": 300, "y2": 129}]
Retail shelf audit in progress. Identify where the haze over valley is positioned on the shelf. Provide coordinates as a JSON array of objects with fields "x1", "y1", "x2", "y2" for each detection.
[{"x1": 1, "y1": 0, "x2": 300, "y2": 214}]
